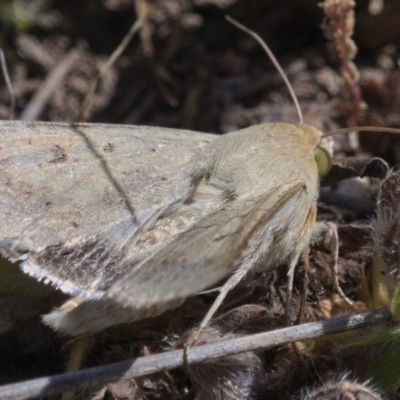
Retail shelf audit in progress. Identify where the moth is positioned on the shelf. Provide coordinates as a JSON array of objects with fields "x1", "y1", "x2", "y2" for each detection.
[{"x1": 0, "y1": 119, "x2": 333, "y2": 335}]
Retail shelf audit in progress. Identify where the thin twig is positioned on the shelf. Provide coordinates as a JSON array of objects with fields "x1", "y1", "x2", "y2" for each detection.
[
  {"x1": 79, "y1": 19, "x2": 142, "y2": 122},
  {"x1": 0, "y1": 48, "x2": 16, "y2": 120},
  {"x1": 20, "y1": 47, "x2": 81, "y2": 121},
  {"x1": 0, "y1": 308, "x2": 393, "y2": 400}
]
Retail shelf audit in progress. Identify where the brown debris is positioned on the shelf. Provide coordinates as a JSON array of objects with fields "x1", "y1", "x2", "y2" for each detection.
[{"x1": 319, "y1": 0, "x2": 362, "y2": 129}]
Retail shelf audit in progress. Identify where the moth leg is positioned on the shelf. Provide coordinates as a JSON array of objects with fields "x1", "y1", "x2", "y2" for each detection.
[
  {"x1": 190, "y1": 260, "x2": 255, "y2": 344},
  {"x1": 285, "y1": 252, "x2": 302, "y2": 322},
  {"x1": 47, "y1": 298, "x2": 95, "y2": 400},
  {"x1": 61, "y1": 334, "x2": 95, "y2": 400},
  {"x1": 311, "y1": 221, "x2": 354, "y2": 306},
  {"x1": 328, "y1": 222, "x2": 354, "y2": 306}
]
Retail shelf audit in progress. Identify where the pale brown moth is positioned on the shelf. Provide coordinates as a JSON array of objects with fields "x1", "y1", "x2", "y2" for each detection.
[
  {"x1": 1, "y1": 17, "x2": 399, "y2": 340},
  {"x1": 0, "y1": 119, "x2": 330, "y2": 335}
]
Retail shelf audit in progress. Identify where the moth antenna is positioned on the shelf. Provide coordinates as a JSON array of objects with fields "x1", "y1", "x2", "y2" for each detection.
[
  {"x1": 225, "y1": 15, "x2": 304, "y2": 124},
  {"x1": 323, "y1": 126, "x2": 400, "y2": 138}
]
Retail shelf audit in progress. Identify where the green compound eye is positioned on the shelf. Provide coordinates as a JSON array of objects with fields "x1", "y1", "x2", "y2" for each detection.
[{"x1": 314, "y1": 146, "x2": 332, "y2": 178}]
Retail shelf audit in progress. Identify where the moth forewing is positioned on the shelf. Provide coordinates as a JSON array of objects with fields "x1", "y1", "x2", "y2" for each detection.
[{"x1": 0, "y1": 121, "x2": 215, "y2": 296}]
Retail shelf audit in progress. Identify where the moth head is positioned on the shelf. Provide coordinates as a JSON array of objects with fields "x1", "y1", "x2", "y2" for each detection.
[
  {"x1": 296, "y1": 123, "x2": 333, "y2": 179},
  {"x1": 315, "y1": 137, "x2": 333, "y2": 178}
]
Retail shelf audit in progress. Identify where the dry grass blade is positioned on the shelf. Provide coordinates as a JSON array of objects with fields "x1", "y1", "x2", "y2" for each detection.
[
  {"x1": 79, "y1": 19, "x2": 142, "y2": 122},
  {"x1": 20, "y1": 47, "x2": 81, "y2": 121},
  {"x1": 0, "y1": 48, "x2": 15, "y2": 120}
]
